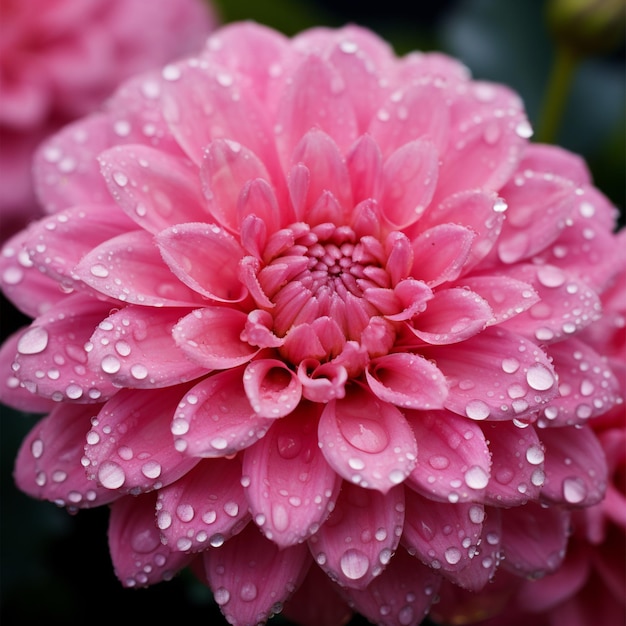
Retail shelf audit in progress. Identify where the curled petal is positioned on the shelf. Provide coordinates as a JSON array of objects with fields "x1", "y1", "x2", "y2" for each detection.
[
  {"x1": 172, "y1": 368, "x2": 272, "y2": 458},
  {"x1": 309, "y1": 482, "x2": 405, "y2": 589},
  {"x1": 366, "y1": 352, "x2": 448, "y2": 410},
  {"x1": 405, "y1": 410, "x2": 491, "y2": 504},
  {"x1": 422, "y1": 327, "x2": 559, "y2": 421},
  {"x1": 241, "y1": 309, "x2": 283, "y2": 348},
  {"x1": 109, "y1": 493, "x2": 193, "y2": 588},
  {"x1": 411, "y1": 224, "x2": 475, "y2": 287},
  {"x1": 381, "y1": 139, "x2": 439, "y2": 229},
  {"x1": 298, "y1": 359, "x2": 348, "y2": 403},
  {"x1": 204, "y1": 523, "x2": 310, "y2": 626},
  {"x1": 156, "y1": 457, "x2": 250, "y2": 553},
  {"x1": 243, "y1": 403, "x2": 341, "y2": 547},
  {"x1": 402, "y1": 489, "x2": 484, "y2": 579},
  {"x1": 15, "y1": 404, "x2": 117, "y2": 509},
  {"x1": 319, "y1": 386, "x2": 418, "y2": 492},
  {"x1": 88, "y1": 306, "x2": 205, "y2": 389},
  {"x1": 411, "y1": 288, "x2": 492, "y2": 344},
  {"x1": 500, "y1": 502, "x2": 571, "y2": 578},
  {"x1": 157, "y1": 222, "x2": 247, "y2": 303},
  {"x1": 84, "y1": 387, "x2": 199, "y2": 494},
  {"x1": 243, "y1": 358, "x2": 302, "y2": 418},
  {"x1": 540, "y1": 425, "x2": 608, "y2": 508},
  {"x1": 173, "y1": 307, "x2": 258, "y2": 370},
  {"x1": 201, "y1": 139, "x2": 277, "y2": 233},
  {"x1": 76, "y1": 230, "x2": 204, "y2": 307},
  {"x1": 99, "y1": 144, "x2": 206, "y2": 234}
]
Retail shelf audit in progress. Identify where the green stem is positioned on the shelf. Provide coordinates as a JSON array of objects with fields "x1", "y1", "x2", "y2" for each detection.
[{"x1": 536, "y1": 45, "x2": 580, "y2": 144}]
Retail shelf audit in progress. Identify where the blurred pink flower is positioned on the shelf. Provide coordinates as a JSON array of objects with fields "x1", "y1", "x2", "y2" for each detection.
[
  {"x1": 1, "y1": 22, "x2": 624, "y2": 626},
  {"x1": 0, "y1": 0, "x2": 218, "y2": 241}
]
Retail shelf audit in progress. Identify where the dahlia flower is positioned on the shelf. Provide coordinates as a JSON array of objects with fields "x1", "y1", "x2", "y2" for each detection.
[
  {"x1": 1, "y1": 21, "x2": 623, "y2": 626},
  {"x1": 0, "y1": 0, "x2": 217, "y2": 241}
]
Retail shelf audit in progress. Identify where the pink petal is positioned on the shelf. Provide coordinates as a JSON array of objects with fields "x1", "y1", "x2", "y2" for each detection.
[
  {"x1": 402, "y1": 489, "x2": 484, "y2": 577},
  {"x1": 343, "y1": 547, "x2": 441, "y2": 626},
  {"x1": 172, "y1": 307, "x2": 258, "y2": 370},
  {"x1": 380, "y1": 139, "x2": 439, "y2": 229},
  {"x1": 12, "y1": 295, "x2": 118, "y2": 403},
  {"x1": 160, "y1": 62, "x2": 278, "y2": 173},
  {"x1": 0, "y1": 328, "x2": 55, "y2": 413},
  {"x1": 156, "y1": 457, "x2": 250, "y2": 553},
  {"x1": 347, "y1": 134, "x2": 383, "y2": 206},
  {"x1": 157, "y1": 222, "x2": 247, "y2": 303},
  {"x1": 88, "y1": 305, "x2": 205, "y2": 389},
  {"x1": 0, "y1": 228, "x2": 67, "y2": 318},
  {"x1": 282, "y1": 562, "x2": 354, "y2": 626},
  {"x1": 500, "y1": 502, "x2": 571, "y2": 577},
  {"x1": 497, "y1": 172, "x2": 576, "y2": 264},
  {"x1": 369, "y1": 81, "x2": 450, "y2": 157},
  {"x1": 482, "y1": 421, "x2": 545, "y2": 506},
  {"x1": 172, "y1": 367, "x2": 273, "y2": 458},
  {"x1": 99, "y1": 144, "x2": 206, "y2": 234},
  {"x1": 14, "y1": 404, "x2": 118, "y2": 509},
  {"x1": 84, "y1": 387, "x2": 199, "y2": 494},
  {"x1": 502, "y1": 264, "x2": 603, "y2": 345},
  {"x1": 460, "y1": 274, "x2": 539, "y2": 325},
  {"x1": 290, "y1": 129, "x2": 352, "y2": 223},
  {"x1": 433, "y1": 107, "x2": 527, "y2": 205},
  {"x1": 108, "y1": 493, "x2": 193, "y2": 588},
  {"x1": 24, "y1": 204, "x2": 137, "y2": 291},
  {"x1": 411, "y1": 287, "x2": 493, "y2": 345},
  {"x1": 274, "y1": 54, "x2": 359, "y2": 166},
  {"x1": 538, "y1": 338, "x2": 621, "y2": 427},
  {"x1": 416, "y1": 189, "x2": 505, "y2": 271},
  {"x1": 238, "y1": 179, "x2": 285, "y2": 236},
  {"x1": 446, "y1": 506, "x2": 503, "y2": 591},
  {"x1": 318, "y1": 385, "x2": 417, "y2": 492},
  {"x1": 411, "y1": 224, "x2": 475, "y2": 287},
  {"x1": 242, "y1": 403, "x2": 341, "y2": 547},
  {"x1": 540, "y1": 425, "x2": 608, "y2": 508},
  {"x1": 365, "y1": 352, "x2": 448, "y2": 410},
  {"x1": 76, "y1": 230, "x2": 205, "y2": 306},
  {"x1": 519, "y1": 143, "x2": 591, "y2": 187},
  {"x1": 204, "y1": 522, "x2": 310, "y2": 625},
  {"x1": 33, "y1": 113, "x2": 116, "y2": 214},
  {"x1": 421, "y1": 327, "x2": 558, "y2": 421},
  {"x1": 405, "y1": 410, "x2": 491, "y2": 503},
  {"x1": 200, "y1": 139, "x2": 279, "y2": 233},
  {"x1": 297, "y1": 359, "x2": 348, "y2": 403},
  {"x1": 243, "y1": 358, "x2": 302, "y2": 418},
  {"x1": 308, "y1": 482, "x2": 405, "y2": 589}
]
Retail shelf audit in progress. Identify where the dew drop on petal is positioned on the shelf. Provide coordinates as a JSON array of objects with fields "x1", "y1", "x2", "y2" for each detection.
[
  {"x1": 444, "y1": 547, "x2": 462, "y2": 565},
  {"x1": 464, "y1": 465, "x2": 489, "y2": 490},
  {"x1": 97, "y1": 461, "x2": 126, "y2": 489},
  {"x1": 526, "y1": 364, "x2": 555, "y2": 391},
  {"x1": 214, "y1": 587, "x2": 230, "y2": 606},
  {"x1": 465, "y1": 399, "x2": 490, "y2": 420},
  {"x1": 17, "y1": 327, "x2": 49, "y2": 355},
  {"x1": 563, "y1": 476, "x2": 586, "y2": 504},
  {"x1": 525, "y1": 444, "x2": 544, "y2": 465},
  {"x1": 240, "y1": 582, "x2": 258, "y2": 602},
  {"x1": 340, "y1": 548, "x2": 370, "y2": 580}
]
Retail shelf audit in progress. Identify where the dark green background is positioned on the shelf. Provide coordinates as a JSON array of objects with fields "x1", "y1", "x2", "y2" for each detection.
[{"x1": 1, "y1": 0, "x2": 624, "y2": 624}]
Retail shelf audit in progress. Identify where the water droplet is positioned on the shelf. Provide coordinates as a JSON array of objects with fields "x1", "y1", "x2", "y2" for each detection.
[
  {"x1": 464, "y1": 465, "x2": 489, "y2": 490},
  {"x1": 141, "y1": 460, "x2": 161, "y2": 479},
  {"x1": 112, "y1": 171, "x2": 129, "y2": 187},
  {"x1": 429, "y1": 455, "x2": 450, "y2": 469},
  {"x1": 563, "y1": 476, "x2": 586, "y2": 504},
  {"x1": 97, "y1": 461, "x2": 126, "y2": 489},
  {"x1": 340, "y1": 548, "x2": 370, "y2": 580},
  {"x1": 526, "y1": 363, "x2": 555, "y2": 391},
  {"x1": 130, "y1": 364, "x2": 149, "y2": 380},
  {"x1": 214, "y1": 587, "x2": 230, "y2": 606},
  {"x1": 240, "y1": 582, "x2": 258, "y2": 602},
  {"x1": 444, "y1": 546, "x2": 462, "y2": 565},
  {"x1": 17, "y1": 327, "x2": 49, "y2": 355},
  {"x1": 525, "y1": 444, "x2": 544, "y2": 465},
  {"x1": 465, "y1": 399, "x2": 490, "y2": 420}
]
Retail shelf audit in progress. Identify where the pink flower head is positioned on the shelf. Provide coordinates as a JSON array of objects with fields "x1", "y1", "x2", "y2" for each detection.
[
  {"x1": 1, "y1": 22, "x2": 624, "y2": 626},
  {"x1": 0, "y1": 0, "x2": 218, "y2": 241}
]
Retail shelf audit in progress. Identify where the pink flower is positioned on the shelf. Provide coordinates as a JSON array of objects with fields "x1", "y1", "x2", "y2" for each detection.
[
  {"x1": 1, "y1": 22, "x2": 624, "y2": 626},
  {"x1": 0, "y1": 0, "x2": 218, "y2": 241}
]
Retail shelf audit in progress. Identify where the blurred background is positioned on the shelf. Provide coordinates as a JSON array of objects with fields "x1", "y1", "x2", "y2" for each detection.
[{"x1": 1, "y1": 0, "x2": 624, "y2": 624}]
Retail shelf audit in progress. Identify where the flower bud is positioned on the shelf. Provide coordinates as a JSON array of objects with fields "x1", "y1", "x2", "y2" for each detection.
[{"x1": 546, "y1": 0, "x2": 626, "y2": 56}]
